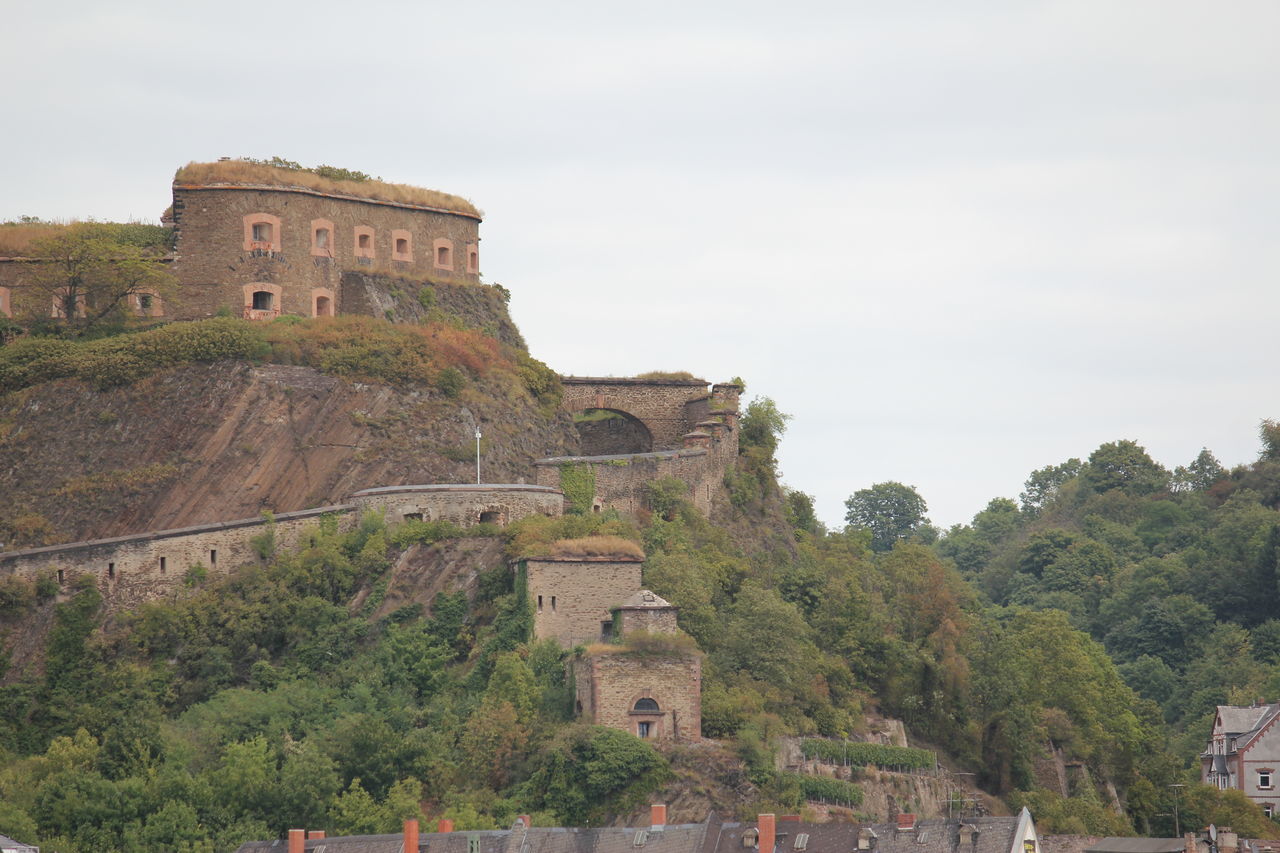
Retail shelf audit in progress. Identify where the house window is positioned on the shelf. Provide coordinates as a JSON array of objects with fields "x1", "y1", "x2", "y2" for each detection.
[
  {"x1": 601, "y1": 620, "x2": 613, "y2": 639},
  {"x1": 392, "y1": 229, "x2": 413, "y2": 261},
  {"x1": 252, "y1": 290, "x2": 274, "y2": 311},
  {"x1": 243, "y1": 213, "x2": 282, "y2": 252},
  {"x1": 243, "y1": 283, "x2": 282, "y2": 319},
  {"x1": 1261, "y1": 770, "x2": 1274, "y2": 790},
  {"x1": 634, "y1": 697, "x2": 660, "y2": 712},
  {"x1": 57, "y1": 569, "x2": 64, "y2": 584},
  {"x1": 1265, "y1": 803, "x2": 1275, "y2": 818},
  {"x1": 434, "y1": 238, "x2": 454, "y2": 270},
  {"x1": 637, "y1": 721, "x2": 652, "y2": 738}
]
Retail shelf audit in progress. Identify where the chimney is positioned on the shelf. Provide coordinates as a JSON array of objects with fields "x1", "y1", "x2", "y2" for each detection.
[
  {"x1": 758, "y1": 814, "x2": 776, "y2": 853},
  {"x1": 439, "y1": 819, "x2": 455, "y2": 833},
  {"x1": 308, "y1": 830, "x2": 326, "y2": 840},
  {"x1": 404, "y1": 819, "x2": 419, "y2": 853},
  {"x1": 519, "y1": 816, "x2": 531, "y2": 828},
  {"x1": 1220, "y1": 829, "x2": 1239, "y2": 853},
  {"x1": 288, "y1": 829, "x2": 305, "y2": 853},
  {"x1": 1185, "y1": 833, "x2": 1198, "y2": 853},
  {"x1": 897, "y1": 815, "x2": 917, "y2": 832},
  {"x1": 651, "y1": 804, "x2": 668, "y2": 830}
]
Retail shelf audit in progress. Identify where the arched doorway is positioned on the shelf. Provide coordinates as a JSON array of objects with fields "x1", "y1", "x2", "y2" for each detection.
[{"x1": 573, "y1": 408, "x2": 653, "y2": 455}]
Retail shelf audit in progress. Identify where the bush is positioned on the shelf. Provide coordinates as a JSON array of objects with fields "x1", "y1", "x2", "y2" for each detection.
[
  {"x1": 788, "y1": 773, "x2": 864, "y2": 806},
  {"x1": 0, "y1": 576, "x2": 36, "y2": 612}
]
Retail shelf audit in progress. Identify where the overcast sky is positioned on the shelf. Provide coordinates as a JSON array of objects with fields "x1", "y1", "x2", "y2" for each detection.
[{"x1": 4, "y1": 1, "x2": 1278, "y2": 528}]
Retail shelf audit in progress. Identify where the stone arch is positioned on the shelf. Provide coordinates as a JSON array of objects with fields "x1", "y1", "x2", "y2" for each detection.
[{"x1": 572, "y1": 407, "x2": 653, "y2": 455}]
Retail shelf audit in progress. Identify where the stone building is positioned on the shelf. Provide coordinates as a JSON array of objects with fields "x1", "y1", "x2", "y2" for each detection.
[
  {"x1": 571, "y1": 590, "x2": 702, "y2": 742},
  {"x1": 168, "y1": 161, "x2": 482, "y2": 320},
  {"x1": 521, "y1": 554, "x2": 644, "y2": 648}
]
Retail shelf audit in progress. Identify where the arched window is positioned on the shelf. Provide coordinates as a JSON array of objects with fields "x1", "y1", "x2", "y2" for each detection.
[
  {"x1": 354, "y1": 226, "x2": 376, "y2": 260},
  {"x1": 466, "y1": 243, "x2": 479, "y2": 273},
  {"x1": 392, "y1": 229, "x2": 413, "y2": 262},
  {"x1": 311, "y1": 218, "x2": 335, "y2": 257},
  {"x1": 434, "y1": 238, "x2": 454, "y2": 270},
  {"x1": 633, "y1": 697, "x2": 660, "y2": 712},
  {"x1": 312, "y1": 288, "x2": 335, "y2": 317},
  {"x1": 242, "y1": 213, "x2": 282, "y2": 252}
]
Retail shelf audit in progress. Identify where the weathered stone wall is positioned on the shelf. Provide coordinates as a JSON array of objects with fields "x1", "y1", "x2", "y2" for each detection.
[
  {"x1": 1, "y1": 484, "x2": 565, "y2": 611},
  {"x1": 524, "y1": 556, "x2": 643, "y2": 647},
  {"x1": 617, "y1": 606, "x2": 679, "y2": 635},
  {"x1": 574, "y1": 651, "x2": 702, "y2": 742},
  {"x1": 0, "y1": 505, "x2": 351, "y2": 610},
  {"x1": 169, "y1": 185, "x2": 481, "y2": 320},
  {"x1": 339, "y1": 273, "x2": 525, "y2": 349},
  {"x1": 352, "y1": 484, "x2": 562, "y2": 527},
  {"x1": 561, "y1": 377, "x2": 728, "y2": 451}
]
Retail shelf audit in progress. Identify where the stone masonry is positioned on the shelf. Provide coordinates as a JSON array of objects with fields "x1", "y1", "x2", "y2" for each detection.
[
  {"x1": 573, "y1": 649, "x2": 702, "y2": 742},
  {"x1": 523, "y1": 555, "x2": 643, "y2": 648}
]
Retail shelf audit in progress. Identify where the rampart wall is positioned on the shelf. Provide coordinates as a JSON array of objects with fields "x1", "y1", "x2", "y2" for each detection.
[
  {"x1": 561, "y1": 378, "x2": 738, "y2": 450},
  {"x1": 0, "y1": 484, "x2": 562, "y2": 610},
  {"x1": 169, "y1": 184, "x2": 481, "y2": 320}
]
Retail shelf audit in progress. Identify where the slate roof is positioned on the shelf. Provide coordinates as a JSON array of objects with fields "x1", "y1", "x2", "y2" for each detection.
[
  {"x1": 235, "y1": 812, "x2": 1034, "y2": 853},
  {"x1": 1084, "y1": 839, "x2": 1186, "y2": 853},
  {"x1": 1215, "y1": 704, "x2": 1276, "y2": 737},
  {"x1": 618, "y1": 590, "x2": 675, "y2": 609},
  {"x1": 0, "y1": 833, "x2": 39, "y2": 853}
]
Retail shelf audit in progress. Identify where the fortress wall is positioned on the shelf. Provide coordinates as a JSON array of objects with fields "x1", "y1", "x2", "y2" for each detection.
[
  {"x1": 560, "y1": 378, "x2": 712, "y2": 450},
  {"x1": 574, "y1": 651, "x2": 701, "y2": 741},
  {"x1": 169, "y1": 185, "x2": 481, "y2": 320},
  {"x1": 523, "y1": 556, "x2": 643, "y2": 647},
  {"x1": 0, "y1": 505, "x2": 352, "y2": 610},
  {"x1": 351, "y1": 484, "x2": 563, "y2": 527}
]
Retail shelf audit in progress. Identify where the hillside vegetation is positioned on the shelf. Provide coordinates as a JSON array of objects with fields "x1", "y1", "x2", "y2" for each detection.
[{"x1": 2, "y1": 314, "x2": 1280, "y2": 850}]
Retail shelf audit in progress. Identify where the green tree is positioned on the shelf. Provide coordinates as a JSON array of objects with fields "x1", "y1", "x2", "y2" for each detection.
[
  {"x1": 1172, "y1": 448, "x2": 1227, "y2": 493},
  {"x1": 1019, "y1": 458, "x2": 1083, "y2": 514},
  {"x1": 1082, "y1": 440, "x2": 1169, "y2": 496},
  {"x1": 16, "y1": 222, "x2": 175, "y2": 334},
  {"x1": 845, "y1": 482, "x2": 930, "y2": 552}
]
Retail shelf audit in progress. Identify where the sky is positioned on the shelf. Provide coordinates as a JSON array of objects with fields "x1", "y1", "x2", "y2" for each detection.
[{"x1": 3, "y1": 0, "x2": 1278, "y2": 529}]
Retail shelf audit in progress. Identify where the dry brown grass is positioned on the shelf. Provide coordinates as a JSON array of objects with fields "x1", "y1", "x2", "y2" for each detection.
[
  {"x1": 549, "y1": 535, "x2": 645, "y2": 560},
  {"x1": 0, "y1": 222, "x2": 72, "y2": 255},
  {"x1": 174, "y1": 161, "x2": 481, "y2": 217},
  {"x1": 634, "y1": 370, "x2": 701, "y2": 381},
  {"x1": 582, "y1": 629, "x2": 699, "y2": 658}
]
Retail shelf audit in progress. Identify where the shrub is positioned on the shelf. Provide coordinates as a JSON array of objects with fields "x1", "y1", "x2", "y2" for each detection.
[{"x1": 788, "y1": 773, "x2": 864, "y2": 806}]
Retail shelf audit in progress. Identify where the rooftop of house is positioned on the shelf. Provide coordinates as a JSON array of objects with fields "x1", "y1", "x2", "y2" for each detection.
[
  {"x1": 1213, "y1": 703, "x2": 1280, "y2": 739},
  {"x1": 234, "y1": 811, "x2": 1035, "y2": 853},
  {"x1": 618, "y1": 590, "x2": 675, "y2": 609},
  {"x1": 173, "y1": 160, "x2": 482, "y2": 218}
]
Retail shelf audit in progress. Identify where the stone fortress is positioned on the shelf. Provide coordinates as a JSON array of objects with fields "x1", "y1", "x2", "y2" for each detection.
[{"x1": 0, "y1": 161, "x2": 727, "y2": 743}]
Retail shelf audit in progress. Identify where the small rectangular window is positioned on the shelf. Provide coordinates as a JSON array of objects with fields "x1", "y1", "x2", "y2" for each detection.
[
  {"x1": 107, "y1": 563, "x2": 115, "y2": 579},
  {"x1": 159, "y1": 556, "x2": 167, "y2": 573},
  {"x1": 537, "y1": 595, "x2": 543, "y2": 612},
  {"x1": 210, "y1": 549, "x2": 217, "y2": 566},
  {"x1": 551, "y1": 595, "x2": 557, "y2": 611},
  {"x1": 1261, "y1": 771, "x2": 1274, "y2": 789},
  {"x1": 57, "y1": 569, "x2": 65, "y2": 583},
  {"x1": 637, "y1": 722, "x2": 652, "y2": 739}
]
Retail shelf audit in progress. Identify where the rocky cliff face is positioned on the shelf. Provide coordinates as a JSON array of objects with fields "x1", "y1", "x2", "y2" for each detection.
[{"x1": 0, "y1": 361, "x2": 578, "y2": 548}]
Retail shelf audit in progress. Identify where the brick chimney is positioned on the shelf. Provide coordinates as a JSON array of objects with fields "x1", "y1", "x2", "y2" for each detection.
[
  {"x1": 758, "y1": 814, "x2": 776, "y2": 853},
  {"x1": 439, "y1": 819, "x2": 455, "y2": 833},
  {"x1": 308, "y1": 831, "x2": 325, "y2": 840},
  {"x1": 897, "y1": 814, "x2": 917, "y2": 832},
  {"x1": 1184, "y1": 833, "x2": 1198, "y2": 853},
  {"x1": 404, "y1": 819, "x2": 419, "y2": 853},
  {"x1": 288, "y1": 829, "x2": 305, "y2": 853},
  {"x1": 651, "y1": 804, "x2": 667, "y2": 830}
]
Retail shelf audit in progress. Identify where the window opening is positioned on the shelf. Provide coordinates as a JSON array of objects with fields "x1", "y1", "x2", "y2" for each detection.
[
  {"x1": 315, "y1": 295, "x2": 332, "y2": 316},
  {"x1": 537, "y1": 595, "x2": 544, "y2": 612},
  {"x1": 107, "y1": 562, "x2": 115, "y2": 579},
  {"x1": 57, "y1": 569, "x2": 65, "y2": 583},
  {"x1": 551, "y1": 595, "x2": 557, "y2": 611},
  {"x1": 479, "y1": 510, "x2": 501, "y2": 524},
  {"x1": 637, "y1": 721, "x2": 652, "y2": 738},
  {"x1": 468, "y1": 836, "x2": 480, "y2": 853},
  {"x1": 404, "y1": 512, "x2": 423, "y2": 522},
  {"x1": 210, "y1": 549, "x2": 217, "y2": 567},
  {"x1": 634, "y1": 697, "x2": 660, "y2": 712},
  {"x1": 437, "y1": 246, "x2": 451, "y2": 266},
  {"x1": 469, "y1": 250, "x2": 479, "y2": 271},
  {"x1": 316, "y1": 228, "x2": 330, "y2": 248},
  {"x1": 601, "y1": 620, "x2": 613, "y2": 639},
  {"x1": 358, "y1": 233, "x2": 371, "y2": 249},
  {"x1": 396, "y1": 238, "x2": 409, "y2": 254},
  {"x1": 795, "y1": 835, "x2": 809, "y2": 851},
  {"x1": 252, "y1": 291, "x2": 273, "y2": 311},
  {"x1": 159, "y1": 556, "x2": 167, "y2": 573},
  {"x1": 634, "y1": 831, "x2": 649, "y2": 847},
  {"x1": 1261, "y1": 770, "x2": 1274, "y2": 789},
  {"x1": 252, "y1": 222, "x2": 272, "y2": 243},
  {"x1": 139, "y1": 294, "x2": 153, "y2": 311}
]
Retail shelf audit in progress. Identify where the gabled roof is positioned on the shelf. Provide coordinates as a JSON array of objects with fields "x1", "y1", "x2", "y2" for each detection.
[
  {"x1": 710, "y1": 811, "x2": 1033, "y2": 853},
  {"x1": 618, "y1": 590, "x2": 675, "y2": 609},
  {"x1": 1214, "y1": 704, "x2": 1275, "y2": 737}
]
